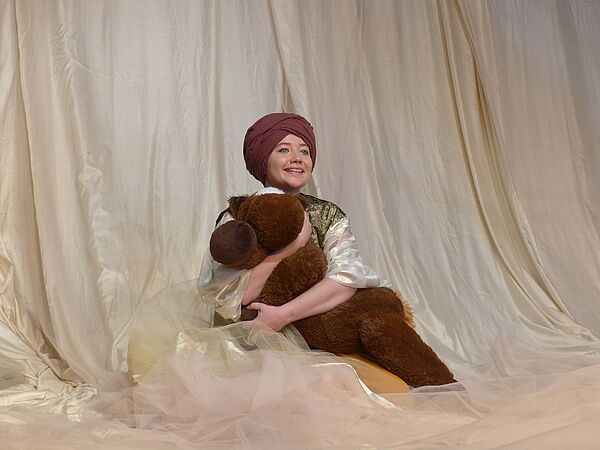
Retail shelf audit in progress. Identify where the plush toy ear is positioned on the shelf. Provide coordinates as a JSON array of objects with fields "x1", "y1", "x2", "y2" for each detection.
[
  {"x1": 210, "y1": 220, "x2": 257, "y2": 266},
  {"x1": 228, "y1": 196, "x2": 248, "y2": 220}
]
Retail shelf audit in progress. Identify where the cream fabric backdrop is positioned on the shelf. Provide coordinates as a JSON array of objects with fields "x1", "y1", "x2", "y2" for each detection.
[{"x1": 1, "y1": 0, "x2": 600, "y2": 443}]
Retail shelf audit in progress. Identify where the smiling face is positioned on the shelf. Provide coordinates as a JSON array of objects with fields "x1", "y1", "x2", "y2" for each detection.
[{"x1": 264, "y1": 134, "x2": 313, "y2": 195}]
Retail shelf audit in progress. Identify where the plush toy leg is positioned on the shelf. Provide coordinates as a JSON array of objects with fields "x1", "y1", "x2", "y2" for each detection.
[{"x1": 359, "y1": 314, "x2": 455, "y2": 388}]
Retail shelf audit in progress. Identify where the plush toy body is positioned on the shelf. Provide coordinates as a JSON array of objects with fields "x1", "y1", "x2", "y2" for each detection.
[{"x1": 210, "y1": 192, "x2": 454, "y2": 387}]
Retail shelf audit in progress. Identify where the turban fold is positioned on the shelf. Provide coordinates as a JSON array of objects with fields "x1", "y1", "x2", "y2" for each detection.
[{"x1": 243, "y1": 113, "x2": 317, "y2": 184}]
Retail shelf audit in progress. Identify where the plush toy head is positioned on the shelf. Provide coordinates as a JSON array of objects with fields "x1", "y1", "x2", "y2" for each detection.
[{"x1": 210, "y1": 189, "x2": 307, "y2": 269}]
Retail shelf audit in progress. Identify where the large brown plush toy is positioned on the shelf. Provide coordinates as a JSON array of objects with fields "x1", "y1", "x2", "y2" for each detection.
[{"x1": 210, "y1": 191, "x2": 454, "y2": 387}]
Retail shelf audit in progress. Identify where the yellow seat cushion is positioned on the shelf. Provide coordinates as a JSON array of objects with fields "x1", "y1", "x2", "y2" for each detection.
[{"x1": 338, "y1": 353, "x2": 410, "y2": 394}]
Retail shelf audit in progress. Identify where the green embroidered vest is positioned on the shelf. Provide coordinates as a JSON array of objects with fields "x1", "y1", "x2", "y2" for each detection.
[{"x1": 300, "y1": 194, "x2": 346, "y2": 250}]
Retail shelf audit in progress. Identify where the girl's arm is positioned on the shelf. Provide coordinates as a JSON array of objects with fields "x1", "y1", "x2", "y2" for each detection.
[
  {"x1": 247, "y1": 215, "x2": 388, "y2": 331},
  {"x1": 247, "y1": 278, "x2": 356, "y2": 331},
  {"x1": 241, "y1": 255, "x2": 281, "y2": 305}
]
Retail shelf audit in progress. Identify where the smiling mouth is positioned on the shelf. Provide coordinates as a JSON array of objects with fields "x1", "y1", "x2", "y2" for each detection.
[{"x1": 284, "y1": 168, "x2": 304, "y2": 174}]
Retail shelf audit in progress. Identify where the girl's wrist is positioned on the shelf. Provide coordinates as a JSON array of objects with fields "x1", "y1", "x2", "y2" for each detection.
[
  {"x1": 264, "y1": 252, "x2": 285, "y2": 264},
  {"x1": 278, "y1": 303, "x2": 295, "y2": 325},
  {"x1": 269, "y1": 245, "x2": 294, "y2": 260}
]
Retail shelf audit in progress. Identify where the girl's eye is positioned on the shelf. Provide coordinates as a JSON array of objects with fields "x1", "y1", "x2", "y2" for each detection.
[
  {"x1": 278, "y1": 148, "x2": 289, "y2": 153},
  {"x1": 300, "y1": 149, "x2": 309, "y2": 156}
]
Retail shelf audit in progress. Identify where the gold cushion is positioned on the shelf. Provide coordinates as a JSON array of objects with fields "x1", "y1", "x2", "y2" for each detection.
[{"x1": 338, "y1": 353, "x2": 409, "y2": 394}]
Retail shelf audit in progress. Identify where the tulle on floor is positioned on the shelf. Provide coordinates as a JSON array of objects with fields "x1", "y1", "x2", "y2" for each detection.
[{"x1": 3, "y1": 282, "x2": 600, "y2": 448}]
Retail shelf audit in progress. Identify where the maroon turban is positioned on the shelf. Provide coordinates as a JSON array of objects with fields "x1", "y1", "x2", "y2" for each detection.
[{"x1": 243, "y1": 113, "x2": 317, "y2": 184}]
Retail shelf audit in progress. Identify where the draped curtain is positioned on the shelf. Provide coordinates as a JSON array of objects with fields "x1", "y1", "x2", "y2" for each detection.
[{"x1": 1, "y1": 0, "x2": 599, "y2": 403}]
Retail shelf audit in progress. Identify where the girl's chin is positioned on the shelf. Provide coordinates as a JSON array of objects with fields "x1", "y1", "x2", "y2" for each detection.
[
  {"x1": 269, "y1": 180, "x2": 307, "y2": 192},
  {"x1": 289, "y1": 178, "x2": 309, "y2": 188}
]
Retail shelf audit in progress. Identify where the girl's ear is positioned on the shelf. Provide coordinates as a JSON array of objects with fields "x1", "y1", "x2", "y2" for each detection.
[{"x1": 228, "y1": 196, "x2": 248, "y2": 219}]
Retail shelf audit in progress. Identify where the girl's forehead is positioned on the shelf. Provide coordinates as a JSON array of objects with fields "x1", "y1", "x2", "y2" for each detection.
[{"x1": 277, "y1": 134, "x2": 308, "y2": 146}]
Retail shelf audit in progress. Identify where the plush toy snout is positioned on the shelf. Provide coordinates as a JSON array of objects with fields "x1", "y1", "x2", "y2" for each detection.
[{"x1": 210, "y1": 220, "x2": 257, "y2": 266}]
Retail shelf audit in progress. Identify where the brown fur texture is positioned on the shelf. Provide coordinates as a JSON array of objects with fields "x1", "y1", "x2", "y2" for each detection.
[{"x1": 210, "y1": 193, "x2": 454, "y2": 387}]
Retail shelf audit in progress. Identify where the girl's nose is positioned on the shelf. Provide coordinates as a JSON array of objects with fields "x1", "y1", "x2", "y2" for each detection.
[{"x1": 290, "y1": 149, "x2": 302, "y2": 161}]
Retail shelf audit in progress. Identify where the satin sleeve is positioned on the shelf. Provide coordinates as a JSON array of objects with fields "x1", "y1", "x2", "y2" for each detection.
[
  {"x1": 197, "y1": 213, "x2": 248, "y2": 322},
  {"x1": 323, "y1": 217, "x2": 391, "y2": 288}
]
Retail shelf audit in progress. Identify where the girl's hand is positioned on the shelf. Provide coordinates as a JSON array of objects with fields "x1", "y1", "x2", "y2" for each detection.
[
  {"x1": 246, "y1": 302, "x2": 291, "y2": 332},
  {"x1": 271, "y1": 212, "x2": 312, "y2": 260}
]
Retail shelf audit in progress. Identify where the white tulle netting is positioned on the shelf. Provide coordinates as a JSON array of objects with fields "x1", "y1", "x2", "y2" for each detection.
[{"x1": 2, "y1": 282, "x2": 600, "y2": 449}]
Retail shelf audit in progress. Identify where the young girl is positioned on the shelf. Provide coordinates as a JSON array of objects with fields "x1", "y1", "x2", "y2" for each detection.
[
  {"x1": 119, "y1": 114, "x2": 450, "y2": 447},
  {"x1": 199, "y1": 112, "x2": 390, "y2": 332}
]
